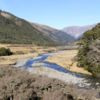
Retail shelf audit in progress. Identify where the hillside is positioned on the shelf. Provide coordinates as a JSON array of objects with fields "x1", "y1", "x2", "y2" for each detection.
[
  {"x1": 62, "y1": 24, "x2": 96, "y2": 39},
  {"x1": 31, "y1": 23, "x2": 75, "y2": 44},
  {"x1": 78, "y1": 23, "x2": 100, "y2": 81},
  {"x1": 0, "y1": 10, "x2": 57, "y2": 46}
]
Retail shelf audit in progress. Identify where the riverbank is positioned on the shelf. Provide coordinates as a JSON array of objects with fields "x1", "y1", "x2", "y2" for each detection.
[
  {"x1": 46, "y1": 50, "x2": 91, "y2": 75},
  {"x1": 0, "y1": 44, "x2": 57, "y2": 65},
  {"x1": 0, "y1": 44, "x2": 91, "y2": 75},
  {"x1": 14, "y1": 51, "x2": 91, "y2": 88}
]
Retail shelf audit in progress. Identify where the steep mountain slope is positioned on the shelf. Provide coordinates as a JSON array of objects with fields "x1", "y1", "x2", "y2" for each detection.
[
  {"x1": 31, "y1": 23, "x2": 75, "y2": 44},
  {"x1": 0, "y1": 10, "x2": 57, "y2": 46},
  {"x1": 78, "y1": 23, "x2": 100, "y2": 80},
  {"x1": 62, "y1": 24, "x2": 96, "y2": 39}
]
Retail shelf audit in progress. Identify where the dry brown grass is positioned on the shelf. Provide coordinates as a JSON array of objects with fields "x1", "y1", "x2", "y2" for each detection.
[
  {"x1": 46, "y1": 50, "x2": 91, "y2": 75},
  {"x1": 0, "y1": 44, "x2": 91, "y2": 75},
  {"x1": 0, "y1": 44, "x2": 57, "y2": 65}
]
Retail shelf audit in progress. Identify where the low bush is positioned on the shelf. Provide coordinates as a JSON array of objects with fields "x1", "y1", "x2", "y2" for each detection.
[
  {"x1": 77, "y1": 23, "x2": 100, "y2": 83},
  {"x1": 0, "y1": 47, "x2": 12, "y2": 56}
]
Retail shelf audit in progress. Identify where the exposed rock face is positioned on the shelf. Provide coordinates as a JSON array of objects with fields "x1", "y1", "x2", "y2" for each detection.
[{"x1": 0, "y1": 65, "x2": 97, "y2": 100}]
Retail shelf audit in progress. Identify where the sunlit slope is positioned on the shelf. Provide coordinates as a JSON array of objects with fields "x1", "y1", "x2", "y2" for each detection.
[{"x1": 0, "y1": 10, "x2": 57, "y2": 46}]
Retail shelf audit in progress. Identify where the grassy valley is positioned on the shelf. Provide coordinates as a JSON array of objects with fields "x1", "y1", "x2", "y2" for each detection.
[{"x1": 0, "y1": 8, "x2": 100, "y2": 100}]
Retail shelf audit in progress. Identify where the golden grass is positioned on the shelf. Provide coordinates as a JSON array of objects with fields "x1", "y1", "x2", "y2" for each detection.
[
  {"x1": 0, "y1": 44, "x2": 91, "y2": 75},
  {"x1": 0, "y1": 44, "x2": 57, "y2": 65},
  {"x1": 46, "y1": 50, "x2": 91, "y2": 75}
]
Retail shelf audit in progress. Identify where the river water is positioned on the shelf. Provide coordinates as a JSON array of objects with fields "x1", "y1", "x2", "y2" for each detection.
[{"x1": 15, "y1": 52, "x2": 91, "y2": 89}]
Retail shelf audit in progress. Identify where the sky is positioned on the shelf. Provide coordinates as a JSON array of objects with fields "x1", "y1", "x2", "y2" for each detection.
[{"x1": 0, "y1": 0, "x2": 100, "y2": 29}]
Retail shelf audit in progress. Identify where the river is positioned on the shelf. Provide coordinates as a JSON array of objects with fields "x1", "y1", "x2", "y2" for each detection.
[{"x1": 15, "y1": 51, "x2": 91, "y2": 89}]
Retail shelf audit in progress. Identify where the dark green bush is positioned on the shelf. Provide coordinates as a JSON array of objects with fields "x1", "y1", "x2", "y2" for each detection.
[
  {"x1": 0, "y1": 47, "x2": 12, "y2": 56},
  {"x1": 78, "y1": 23, "x2": 100, "y2": 82}
]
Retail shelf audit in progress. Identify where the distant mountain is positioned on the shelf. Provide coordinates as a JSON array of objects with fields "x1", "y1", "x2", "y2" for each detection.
[
  {"x1": 0, "y1": 10, "x2": 57, "y2": 46},
  {"x1": 62, "y1": 24, "x2": 96, "y2": 39},
  {"x1": 31, "y1": 23, "x2": 75, "y2": 45}
]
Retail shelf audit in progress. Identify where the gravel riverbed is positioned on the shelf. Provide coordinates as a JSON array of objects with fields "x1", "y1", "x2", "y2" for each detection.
[{"x1": 15, "y1": 52, "x2": 91, "y2": 88}]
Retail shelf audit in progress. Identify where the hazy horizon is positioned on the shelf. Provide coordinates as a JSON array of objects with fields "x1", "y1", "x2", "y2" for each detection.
[{"x1": 0, "y1": 0, "x2": 100, "y2": 29}]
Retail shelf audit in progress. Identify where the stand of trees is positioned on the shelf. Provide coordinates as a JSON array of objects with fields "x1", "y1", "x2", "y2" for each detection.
[{"x1": 78, "y1": 23, "x2": 100, "y2": 83}]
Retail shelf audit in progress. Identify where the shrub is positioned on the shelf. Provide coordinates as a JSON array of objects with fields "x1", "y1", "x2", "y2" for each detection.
[
  {"x1": 0, "y1": 47, "x2": 12, "y2": 56},
  {"x1": 77, "y1": 23, "x2": 100, "y2": 83}
]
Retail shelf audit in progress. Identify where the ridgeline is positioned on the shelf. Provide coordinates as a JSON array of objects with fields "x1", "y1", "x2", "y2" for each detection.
[{"x1": 0, "y1": 10, "x2": 57, "y2": 46}]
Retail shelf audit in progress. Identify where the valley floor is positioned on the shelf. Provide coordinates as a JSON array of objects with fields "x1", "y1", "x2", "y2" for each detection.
[
  {"x1": 0, "y1": 44, "x2": 99, "y2": 100},
  {"x1": 46, "y1": 50, "x2": 91, "y2": 75},
  {"x1": 0, "y1": 44, "x2": 57, "y2": 65},
  {"x1": 0, "y1": 44, "x2": 91, "y2": 75}
]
